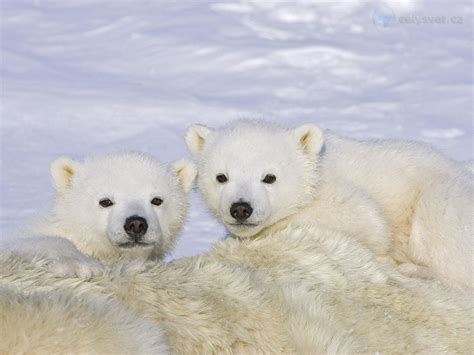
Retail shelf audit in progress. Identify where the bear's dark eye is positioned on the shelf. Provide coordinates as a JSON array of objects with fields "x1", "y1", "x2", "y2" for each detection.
[
  {"x1": 216, "y1": 174, "x2": 228, "y2": 183},
  {"x1": 99, "y1": 198, "x2": 114, "y2": 208},
  {"x1": 262, "y1": 174, "x2": 276, "y2": 184},
  {"x1": 151, "y1": 197, "x2": 163, "y2": 206}
]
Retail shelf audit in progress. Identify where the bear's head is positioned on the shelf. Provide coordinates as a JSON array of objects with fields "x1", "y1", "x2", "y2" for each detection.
[
  {"x1": 49, "y1": 152, "x2": 196, "y2": 260},
  {"x1": 186, "y1": 120, "x2": 323, "y2": 238}
]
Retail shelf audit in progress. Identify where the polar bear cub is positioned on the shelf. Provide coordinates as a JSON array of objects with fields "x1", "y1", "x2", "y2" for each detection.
[
  {"x1": 186, "y1": 120, "x2": 472, "y2": 290},
  {"x1": 186, "y1": 121, "x2": 389, "y2": 247},
  {"x1": 1, "y1": 152, "x2": 196, "y2": 275}
]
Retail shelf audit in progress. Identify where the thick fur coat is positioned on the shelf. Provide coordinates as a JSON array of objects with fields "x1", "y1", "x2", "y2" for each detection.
[
  {"x1": 2, "y1": 225, "x2": 471, "y2": 354},
  {"x1": 1, "y1": 285, "x2": 170, "y2": 354}
]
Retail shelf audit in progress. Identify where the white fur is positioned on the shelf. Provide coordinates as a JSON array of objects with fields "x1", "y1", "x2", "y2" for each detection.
[
  {"x1": 1, "y1": 225, "x2": 471, "y2": 353},
  {"x1": 187, "y1": 120, "x2": 473, "y2": 290},
  {"x1": 1, "y1": 285, "x2": 170, "y2": 354},
  {"x1": 2, "y1": 152, "x2": 196, "y2": 275},
  {"x1": 0, "y1": 236, "x2": 104, "y2": 278}
]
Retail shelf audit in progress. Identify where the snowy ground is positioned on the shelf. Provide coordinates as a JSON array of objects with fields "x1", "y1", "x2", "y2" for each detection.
[{"x1": 1, "y1": 0, "x2": 472, "y2": 259}]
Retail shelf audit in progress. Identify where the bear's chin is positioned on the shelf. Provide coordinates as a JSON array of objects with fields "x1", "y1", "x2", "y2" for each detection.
[
  {"x1": 107, "y1": 242, "x2": 157, "y2": 260},
  {"x1": 226, "y1": 223, "x2": 263, "y2": 239},
  {"x1": 116, "y1": 242, "x2": 155, "y2": 249}
]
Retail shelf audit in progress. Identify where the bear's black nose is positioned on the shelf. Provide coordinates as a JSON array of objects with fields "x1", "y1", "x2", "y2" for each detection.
[
  {"x1": 230, "y1": 202, "x2": 253, "y2": 222},
  {"x1": 124, "y1": 216, "x2": 148, "y2": 240}
]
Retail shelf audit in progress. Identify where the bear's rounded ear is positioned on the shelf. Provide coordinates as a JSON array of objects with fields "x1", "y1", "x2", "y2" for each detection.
[
  {"x1": 291, "y1": 124, "x2": 324, "y2": 155},
  {"x1": 185, "y1": 124, "x2": 213, "y2": 157},
  {"x1": 50, "y1": 157, "x2": 80, "y2": 193},
  {"x1": 172, "y1": 159, "x2": 197, "y2": 194}
]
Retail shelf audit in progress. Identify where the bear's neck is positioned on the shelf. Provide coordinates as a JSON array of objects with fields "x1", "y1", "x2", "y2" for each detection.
[{"x1": 248, "y1": 204, "x2": 316, "y2": 241}]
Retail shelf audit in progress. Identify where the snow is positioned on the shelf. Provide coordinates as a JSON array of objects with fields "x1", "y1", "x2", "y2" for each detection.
[{"x1": 1, "y1": 0, "x2": 472, "y2": 260}]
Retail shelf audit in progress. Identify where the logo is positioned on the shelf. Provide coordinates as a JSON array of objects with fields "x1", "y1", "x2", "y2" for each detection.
[{"x1": 372, "y1": 5, "x2": 396, "y2": 29}]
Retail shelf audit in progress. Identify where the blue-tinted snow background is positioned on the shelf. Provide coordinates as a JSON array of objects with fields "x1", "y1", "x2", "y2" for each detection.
[{"x1": 1, "y1": 0, "x2": 472, "y2": 259}]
